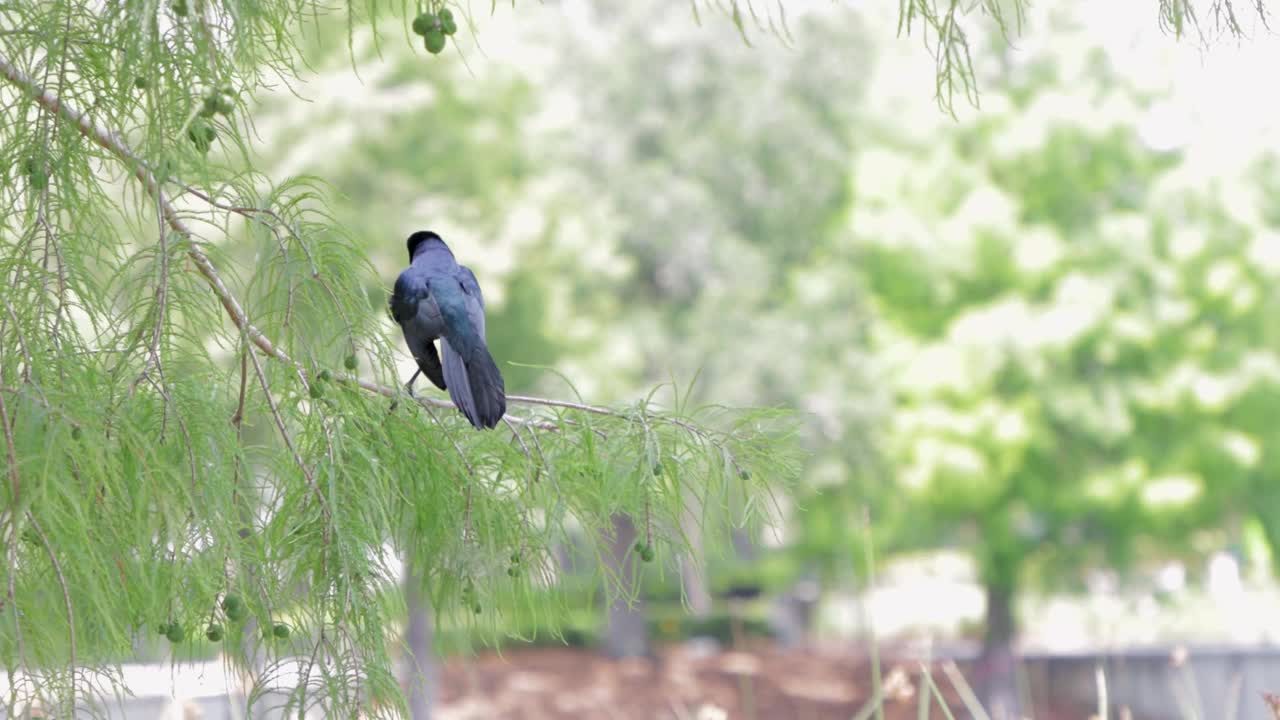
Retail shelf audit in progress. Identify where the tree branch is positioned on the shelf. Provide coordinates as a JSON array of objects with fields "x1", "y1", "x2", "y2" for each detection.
[
  {"x1": 0, "y1": 53, "x2": 290, "y2": 364},
  {"x1": 25, "y1": 514, "x2": 76, "y2": 700},
  {"x1": 0, "y1": 52, "x2": 505, "y2": 418},
  {"x1": 0, "y1": 389, "x2": 19, "y2": 503},
  {"x1": 0, "y1": 50, "x2": 712, "y2": 439}
]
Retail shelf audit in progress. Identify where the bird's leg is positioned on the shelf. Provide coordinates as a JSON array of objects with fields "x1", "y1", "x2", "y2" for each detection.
[{"x1": 389, "y1": 369, "x2": 423, "y2": 414}]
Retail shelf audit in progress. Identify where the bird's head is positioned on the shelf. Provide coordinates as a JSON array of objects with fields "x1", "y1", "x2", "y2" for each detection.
[{"x1": 406, "y1": 230, "x2": 449, "y2": 262}]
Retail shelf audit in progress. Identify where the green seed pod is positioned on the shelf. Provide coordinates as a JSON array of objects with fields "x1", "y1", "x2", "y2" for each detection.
[
  {"x1": 172, "y1": 0, "x2": 188, "y2": 16},
  {"x1": 206, "y1": 623, "x2": 223, "y2": 642},
  {"x1": 438, "y1": 7, "x2": 454, "y2": 22},
  {"x1": 23, "y1": 157, "x2": 48, "y2": 190},
  {"x1": 133, "y1": 76, "x2": 149, "y2": 90},
  {"x1": 154, "y1": 157, "x2": 176, "y2": 180},
  {"x1": 200, "y1": 96, "x2": 219, "y2": 118},
  {"x1": 71, "y1": 426, "x2": 82, "y2": 441},
  {"x1": 309, "y1": 382, "x2": 324, "y2": 400},
  {"x1": 639, "y1": 545, "x2": 655, "y2": 563},
  {"x1": 158, "y1": 622, "x2": 171, "y2": 636},
  {"x1": 506, "y1": 567, "x2": 518, "y2": 578},
  {"x1": 222, "y1": 594, "x2": 247, "y2": 622},
  {"x1": 634, "y1": 540, "x2": 645, "y2": 554},
  {"x1": 166, "y1": 623, "x2": 185, "y2": 643},
  {"x1": 317, "y1": 369, "x2": 332, "y2": 382},
  {"x1": 739, "y1": 469, "x2": 751, "y2": 480},
  {"x1": 344, "y1": 354, "x2": 359, "y2": 370},
  {"x1": 187, "y1": 120, "x2": 216, "y2": 153},
  {"x1": 652, "y1": 462, "x2": 662, "y2": 476},
  {"x1": 423, "y1": 29, "x2": 446, "y2": 54},
  {"x1": 411, "y1": 12, "x2": 435, "y2": 36},
  {"x1": 441, "y1": 16, "x2": 457, "y2": 35},
  {"x1": 272, "y1": 623, "x2": 290, "y2": 639},
  {"x1": 214, "y1": 96, "x2": 234, "y2": 115},
  {"x1": 471, "y1": 602, "x2": 482, "y2": 615}
]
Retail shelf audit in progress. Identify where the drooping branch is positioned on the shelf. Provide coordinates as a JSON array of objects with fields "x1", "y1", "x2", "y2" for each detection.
[
  {"x1": 25, "y1": 514, "x2": 76, "y2": 698},
  {"x1": 0, "y1": 51, "x2": 537, "y2": 425},
  {"x1": 0, "y1": 51, "x2": 756, "y2": 446},
  {"x1": 0, "y1": 55, "x2": 290, "y2": 366}
]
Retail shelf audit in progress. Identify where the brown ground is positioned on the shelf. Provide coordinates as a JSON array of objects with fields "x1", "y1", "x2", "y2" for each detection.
[{"x1": 434, "y1": 641, "x2": 1071, "y2": 720}]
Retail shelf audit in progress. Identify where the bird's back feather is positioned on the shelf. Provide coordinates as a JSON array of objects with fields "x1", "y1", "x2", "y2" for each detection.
[{"x1": 393, "y1": 238, "x2": 506, "y2": 429}]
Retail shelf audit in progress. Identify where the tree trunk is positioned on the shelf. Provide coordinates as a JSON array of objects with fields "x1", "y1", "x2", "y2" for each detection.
[
  {"x1": 603, "y1": 513, "x2": 648, "y2": 658},
  {"x1": 769, "y1": 570, "x2": 820, "y2": 647},
  {"x1": 402, "y1": 562, "x2": 437, "y2": 720},
  {"x1": 730, "y1": 527, "x2": 757, "y2": 562},
  {"x1": 978, "y1": 582, "x2": 1020, "y2": 720}
]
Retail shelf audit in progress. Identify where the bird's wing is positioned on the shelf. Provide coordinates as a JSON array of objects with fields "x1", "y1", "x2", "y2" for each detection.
[
  {"x1": 457, "y1": 265, "x2": 487, "y2": 341},
  {"x1": 413, "y1": 337, "x2": 447, "y2": 391},
  {"x1": 392, "y1": 270, "x2": 447, "y2": 390},
  {"x1": 389, "y1": 271, "x2": 421, "y2": 325},
  {"x1": 440, "y1": 268, "x2": 505, "y2": 429}
]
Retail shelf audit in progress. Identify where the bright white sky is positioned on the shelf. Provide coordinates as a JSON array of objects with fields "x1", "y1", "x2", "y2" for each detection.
[{"x1": 1074, "y1": 0, "x2": 1280, "y2": 160}]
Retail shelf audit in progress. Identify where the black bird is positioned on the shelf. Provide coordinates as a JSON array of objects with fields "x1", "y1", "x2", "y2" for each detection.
[{"x1": 390, "y1": 231, "x2": 506, "y2": 429}]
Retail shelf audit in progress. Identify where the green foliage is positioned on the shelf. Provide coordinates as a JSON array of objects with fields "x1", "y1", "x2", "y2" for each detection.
[
  {"x1": 0, "y1": 0, "x2": 801, "y2": 715},
  {"x1": 544, "y1": 1, "x2": 884, "y2": 511},
  {"x1": 896, "y1": 0, "x2": 1271, "y2": 112},
  {"x1": 851, "y1": 30, "x2": 1280, "y2": 618}
]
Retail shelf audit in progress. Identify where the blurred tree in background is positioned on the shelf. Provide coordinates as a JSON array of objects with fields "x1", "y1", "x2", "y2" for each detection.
[
  {"x1": 845, "y1": 9, "x2": 1280, "y2": 712},
  {"x1": 542, "y1": 0, "x2": 887, "y2": 594}
]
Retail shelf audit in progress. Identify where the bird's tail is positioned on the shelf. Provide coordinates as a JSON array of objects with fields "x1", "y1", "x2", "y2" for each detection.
[{"x1": 441, "y1": 339, "x2": 506, "y2": 429}]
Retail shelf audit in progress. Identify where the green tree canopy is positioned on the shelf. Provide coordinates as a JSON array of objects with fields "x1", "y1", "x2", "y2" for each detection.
[
  {"x1": 845, "y1": 16, "x2": 1280, "y2": 711},
  {"x1": 0, "y1": 1, "x2": 798, "y2": 716}
]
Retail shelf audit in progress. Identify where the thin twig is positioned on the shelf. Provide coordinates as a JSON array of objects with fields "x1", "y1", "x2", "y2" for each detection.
[
  {"x1": 231, "y1": 348, "x2": 248, "y2": 428},
  {"x1": 26, "y1": 514, "x2": 76, "y2": 703},
  {"x1": 0, "y1": 295, "x2": 36, "y2": 388},
  {"x1": 5, "y1": 543, "x2": 27, "y2": 696},
  {"x1": 32, "y1": 0, "x2": 74, "y2": 357},
  {"x1": 0, "y1": 391, "x2": 18, "y2": 502},
  {"x1": 506, "y1": 394, "x2": 613, "y2": 416},
  {"x1": 420, "y1": 401, "x2": 475, "y2": 541},
  {"x1": 525, "y1": 421, "x2": 550, "y2": 473},
  {"x1": 132, "y1": 219, "x2": 172, "y2": 404},
  {"x1": 503, "y1": 417, "x2": 541, "y2": 488},
  {"x1": 0, "y1": 382, "x2": 21, "y2": 673},
  {"x1": 181, "y1": 185, "x2": 355, "y2": 333},
  {"x1": 139, "y1": 373, "x2": 198, "y2": 488},
  {"x1": 244, "y1": 346, "x2": 324, "y2": 509}
]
